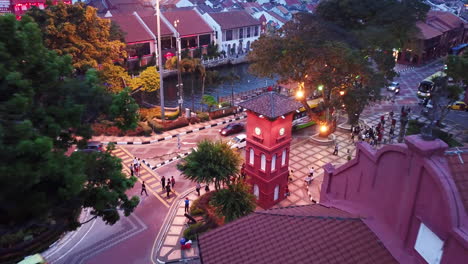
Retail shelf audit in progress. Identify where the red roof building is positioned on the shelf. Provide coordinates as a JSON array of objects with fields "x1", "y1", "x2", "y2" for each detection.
[
  {"x1": 5, "y1": 0, "x2": 71, "y2": 18},
  {"x1": 399, "y1": 11, "x2": 468, "y2": 65},
  {"x1": 162, "y1": 9, "x2": 213, "y2": 49},
  {"x1": 199, "y1": 204, "x2": 397, "y2": 264}
]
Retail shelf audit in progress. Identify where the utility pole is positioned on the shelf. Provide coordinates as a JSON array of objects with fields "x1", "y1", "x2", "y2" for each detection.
[
  {"x1": 174, "y1": 20, "x2": 183, "y2": 115},
  {"x1": 155, "y1": 0, "x2": 165, "y2": 123}
]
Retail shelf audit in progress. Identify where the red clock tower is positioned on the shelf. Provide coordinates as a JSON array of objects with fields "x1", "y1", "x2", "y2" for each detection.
[{"x1": 239, "y1": 92, "x2": 302, "y2": 208}]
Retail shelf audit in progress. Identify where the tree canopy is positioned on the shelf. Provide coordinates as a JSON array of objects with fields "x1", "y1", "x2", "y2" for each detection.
[
  {"x1": 177, "y1": 140, "x2": 241, "y2": 190},
  {"x1": 27, "y1": 2, "x2": 127, "y2": 74},
  {"x1": 249, "y1": 1, "x2": 428, "y2": 125},
  {"x1": 210, "y1": 180, "x2": 256, "y2": 223},
  {"x1": 0, "y1": 14, "x2": 139, "y2": 243}
]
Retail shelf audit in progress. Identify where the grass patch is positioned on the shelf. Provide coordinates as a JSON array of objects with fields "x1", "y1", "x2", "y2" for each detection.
[{"x1": 407, "y1": 120, "x2": 462, "y2": 147}]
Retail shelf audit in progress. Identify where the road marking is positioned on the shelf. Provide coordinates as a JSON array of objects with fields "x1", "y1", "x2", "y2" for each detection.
[
  {"x1": 114, "y1": 146, "x2": 171, "y2": 208},
  {"x1": 146, "y1": 178, "x2": 156, "y2": 184},
  {"x1": 150, "y1": 182, "x2": 160, "y2": 188}
]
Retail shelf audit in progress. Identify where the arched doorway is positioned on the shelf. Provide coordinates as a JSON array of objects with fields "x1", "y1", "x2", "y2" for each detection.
[
  {"x1": 253, "y1": 184, "x2": 259, "y2": 199},
  {"x1": 274, "y1": 185, "x2": 279, "y2": 201}
]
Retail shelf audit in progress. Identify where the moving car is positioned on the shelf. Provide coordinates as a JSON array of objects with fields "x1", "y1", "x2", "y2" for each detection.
[
  {"x1": 75, "y1": 141, "x2": 104, "y2": 153},
  {"x1": 219, "y1": 123, "x2": 244, "y2": 136},
  {"x1": 417, "y1": 80, "x2": 434, "y2": 98},
  {"x1": 228, "y1": 134, "x2": 247, "y2": 149},
  {"x1": 387, "y1": 82, "x2": 400, "y2": 94},
  {"x1": 448, "y1": 101, "x2": 467, "y2": 111}
]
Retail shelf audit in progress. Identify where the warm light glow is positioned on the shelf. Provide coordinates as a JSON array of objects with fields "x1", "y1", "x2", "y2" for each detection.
[
  {"x1": 218, "y1": 104, "x2": 222, "y2": 108},
  {"x1": 320, "y1": 125, "x2": 328, "y2": 133},
  {"x1": 296, "y1": 90, "x2": 304, "y2": 98},
  {"x1": 317, "y1": 85, "x2": 324, "y2": 91},
  {"x1": 339, "y1": 90, "x2": 345, "y2": 96}
]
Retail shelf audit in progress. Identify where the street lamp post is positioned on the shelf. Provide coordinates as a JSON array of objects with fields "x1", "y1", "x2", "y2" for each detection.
[
  {"x1": 174, "y1": 20, "x2": 183, "y2": 115},
  {"x1": 155, "y1": 0, "x2": 165, "y2": 122}
]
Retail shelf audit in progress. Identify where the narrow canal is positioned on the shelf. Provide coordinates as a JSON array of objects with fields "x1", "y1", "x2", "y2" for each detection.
[{"x1": 142, "y1": 63, "x2": 278, "y2": 110}]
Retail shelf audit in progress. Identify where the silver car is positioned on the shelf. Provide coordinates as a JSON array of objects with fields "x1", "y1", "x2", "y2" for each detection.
[{"x1": 387, "y1": 82, "x2": 400, "y2": 94}]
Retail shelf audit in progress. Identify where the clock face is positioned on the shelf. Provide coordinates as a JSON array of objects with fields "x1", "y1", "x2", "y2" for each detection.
[
  {"x1": 255, "y1": 127, "x2": 261, "y2": 136},
  {"x1": 279, "y1": 128, "x2": 285, "y2": 136}
]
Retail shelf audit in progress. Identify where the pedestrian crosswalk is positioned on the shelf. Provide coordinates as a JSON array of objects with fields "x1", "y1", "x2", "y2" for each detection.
[{"x1": 111, "y1": 146, "x2": 179, "y2": 208}]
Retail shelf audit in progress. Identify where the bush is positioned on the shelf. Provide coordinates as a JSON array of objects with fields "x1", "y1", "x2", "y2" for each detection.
[
  {"x1": 220, "y1": 101, "x2": 231, "y2": 107},
  {"x1": 197, "y1": 112, "x2": 209, "y2": 122},
  {"x1": 148, "y1": 119, "x2": 163, "y2": 134},
  {"x1": 139, "y1": 122, "x2": 152, "y2": 136},
  {"x1": 140, "y1": 107, "x2": 161, "y2": 121},
  {"x1": 105, "y1": 126, "x2": 122, "y2": 136},
  {"x1": 164, "y1": 117, "x2": 189, "y2": 130},
  {"x1": 92, "y1": 123, "x2": 106, "y2": 136},
  {"x1": 407, "y1": 120, "x2": 462, "y2": 147},
  {"x1": 125, "y1": 126, "x2": 144, "y2": 136},
  {"x1": 183, "y1": 222, "x2": 203, "y2": 241},
  {"x1": 190, "y1": 208, "x2": 204, "y2": 216}
]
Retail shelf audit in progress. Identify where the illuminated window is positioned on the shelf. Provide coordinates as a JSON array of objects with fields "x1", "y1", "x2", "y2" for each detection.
[
  {"x1": 281, "y1": 149, "x2": 287, "y2": 166},
  {"x1": 271, "y1": 154, "x2": 276, "y2": 171},
  {"x1": 249, "y1": 149, "x2": 254, "y2": 165},
  {"x1": 274, "y1": 185, "x2": 279, "y2": 200},
  {"x1": 253, "y1": 184, "x2": 259, "y2": 198},
  {"x1": 261, "y1": 154, "x2": 266, "y2": 171}
]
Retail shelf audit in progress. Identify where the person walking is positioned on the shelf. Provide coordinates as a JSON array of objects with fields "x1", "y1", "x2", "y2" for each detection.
[
  {"x1": 134, "y1": 163, "x2": 139, "y2": 177},
  {"x1": 129, "y1": 163, "x2": 134, "y2": 177},
  {"x1": 137, "y1": 158, "x2": 141, "y2": 176},
  {"x1": 141, "y1": 181, "x2": 148, "y2": 196},
  {"x1": 171, "y1": 176, "x2": 175, "y2": 189},
  {"x1": 205, "y1": 185, "x2": 210, "y2": 192},
  {"x1": 332, "y1": 143, "x2": 339, "y2": 155},
  {"x1": 184, "y1": 197, "x2": 190, "y2": 213},
  {"x1": 166, "y1": 184, "x2": 171, "y2": 198},
  {"x1": 161, "y1": 176, "x2": 166, "y2": 191},
  {"x1": 195, "y1": 182, "x2": 201, "y2": 196},
  {"x1": 309, "y1": 167, "x2": 314, "y2": 177}
]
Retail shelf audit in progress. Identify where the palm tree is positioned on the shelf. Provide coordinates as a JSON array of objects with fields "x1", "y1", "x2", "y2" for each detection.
[
  {"x1": 210, "y1": 180, "x2": 256, "y2": 223},
  {"x1": 177, "y1": 140, "x2": 241, "y2": 190}
]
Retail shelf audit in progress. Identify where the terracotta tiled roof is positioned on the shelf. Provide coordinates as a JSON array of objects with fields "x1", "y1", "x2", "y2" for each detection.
[
  {"x1": 446, "y1": 149, "x2": 468, "y2": 214},
  {"x1": 428, "y1": 11, "x2": 465, "y2": 30},
  {"x1": 209, "y1": 11, "x2": 260, "y2": 30},
  {"x1": 139, "y1": 12, "x2": 175, "y2": 37},
  {"x1": 107, "y1": 14, "x2": 153, "y2": 43},
  {"x1": 238, "y1": 92, "x2": 302, "y2": 119},
  {"x1": 285, "y1": 0, "x2": 300, "y2": 6},
  {"x1": 267, "y1": 10, "x2": 288, "y2": 23},
  {"x1": 162, "y1": 9, "x2": 213, "y2": 37},
  {"x1": 199, "y1": 205, "x2": 397, "y2": 264},
  {"x1": 416, "y1": 21, "x2": 442, "y2": 40}
]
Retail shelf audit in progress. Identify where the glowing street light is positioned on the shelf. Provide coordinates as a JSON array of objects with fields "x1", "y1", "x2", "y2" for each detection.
[
  {"x1": 296, "y1": 90, "x2": 304, "y2": 98},
  {"x1": 320, "y1": 125, "x2": 328, "y2": 133},
  {"x1": 317, "y1": 85, "x2": 324, "y2": 91},
  {"x1": 339, "y1": 90, "x2": 345, "y2": 96}
]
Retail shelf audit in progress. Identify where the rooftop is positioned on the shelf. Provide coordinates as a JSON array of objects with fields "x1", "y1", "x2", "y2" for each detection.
[
  {"x1": 106, "y1": 13, "x2": 154, "y2": 43},
  {"x1": 238, "y1": 92, "x2": 302, "y2": 119},
  {"x1": 446, "y1": 148, "x2": 468, "y2": 214},
  {"x1": 209, "y1": 11, "x2": 260, "y2": 30},
  {"x1": 163, "y1": 9, "x2": 213, "y2": 36},
  {"x1": 199, "y1": 204, "x2": 397, "y2": 264}
]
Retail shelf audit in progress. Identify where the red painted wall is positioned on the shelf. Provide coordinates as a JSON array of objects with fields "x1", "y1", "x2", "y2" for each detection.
[
  {"x1": 244, "y1": 110, "x2": 294, "y2": 208},
  {"x1": 321, "y1": 135, "x2": 468, "y2": 263}
]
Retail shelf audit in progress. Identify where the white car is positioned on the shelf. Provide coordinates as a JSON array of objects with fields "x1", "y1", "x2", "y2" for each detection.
[{"x1": 228, "y1": 134, "x2": 247, "y2": 149}]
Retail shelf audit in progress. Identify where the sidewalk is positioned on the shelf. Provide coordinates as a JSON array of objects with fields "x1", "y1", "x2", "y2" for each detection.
[{"x1": 92, "y1": 114, "x2": 246, "y2": 145}]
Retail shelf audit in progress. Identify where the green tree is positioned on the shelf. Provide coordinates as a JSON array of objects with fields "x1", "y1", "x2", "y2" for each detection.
[
  {"x1": 202, "y1": 95, "x2": 218, "y2": 112},
  {"x1": 429, "y1": 77, "x2": 463, "y2": 127},
  {"x1": 210, "y1": 180, "x2": 256, "y2": 223},
  {"x1": 0, "y1": 14, "x2": 138, "y2": 250},
  {"x1": 446, "y1": 53, "x2": 468, "y2": 83},
  {"x1": 110, "y1": 87, "x2": 140, "y2": 131},
  {"x1": 177, "y1": 140, "x2": 241, "y2": 190},
  {"x1": 27, "y1": 3, "x2": 127, "y2": 74}
]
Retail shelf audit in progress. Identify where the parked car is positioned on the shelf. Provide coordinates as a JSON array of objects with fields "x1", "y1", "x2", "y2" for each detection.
[
  {"x1": 219, "y1": 123, "x2": 244, "y2": 136},
  {"x1": 448, "y1": 101, "x2": 467, "y2": 111},
  {"x1": 18, "y1": 254, "x2": 47, "y2": 264},
  {"x1": 228, "y1": 134, "x2": 247, "y2": 149},
  {"x1": 387, "y1": 82, "x2": 400, "y2": 94},
  {"x1": 75, "y1": 141, "x2": 104, "y2": 153}
]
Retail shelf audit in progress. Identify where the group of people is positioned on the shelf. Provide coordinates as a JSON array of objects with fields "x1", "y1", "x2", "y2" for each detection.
[
  {"x1": 130, "y1": 157, "x2": 142, "y2": 177},
  {"x1": 349, "y1": 109, "x2": 403, "y2": 147},
  {"x1": 161, "y1": 175, "x2": 176, "y2": 198}
]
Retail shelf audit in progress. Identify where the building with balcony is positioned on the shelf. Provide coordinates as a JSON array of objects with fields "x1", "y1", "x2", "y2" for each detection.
[{"x1": 203, "y1": 10, "x2": 260, "y2": 55}]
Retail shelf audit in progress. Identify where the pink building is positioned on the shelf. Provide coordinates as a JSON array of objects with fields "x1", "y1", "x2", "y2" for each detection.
[{"x1": 321, "y1": 135, "x2": 468, "y2": 263}]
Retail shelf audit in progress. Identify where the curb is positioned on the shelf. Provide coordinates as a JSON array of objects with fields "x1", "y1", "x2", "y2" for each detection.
[
  {"x1": 153, "y1": 187, "x2": 198, "y2": 264},
  {"x1": 100, "y1": 115, "x2": 246, "y2": 145}
]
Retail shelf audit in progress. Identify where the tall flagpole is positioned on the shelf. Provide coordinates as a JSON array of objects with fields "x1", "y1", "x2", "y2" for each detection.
[{"x1": 156, "y1": 0, "x2": 165, "y2": 122}]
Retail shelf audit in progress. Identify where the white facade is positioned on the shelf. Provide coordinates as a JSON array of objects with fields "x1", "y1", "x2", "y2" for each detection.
[
  {"x1": 175, "y1": 0, "x2": 193, "y2": 8},
  {"x1": 203, "y1": 12, "x2": 261, "y2": 55}
]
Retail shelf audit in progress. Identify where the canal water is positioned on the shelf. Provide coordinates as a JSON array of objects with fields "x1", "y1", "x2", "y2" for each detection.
[{"x1": 143, "y1": 63, "x2": 277, "y2": 110}]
